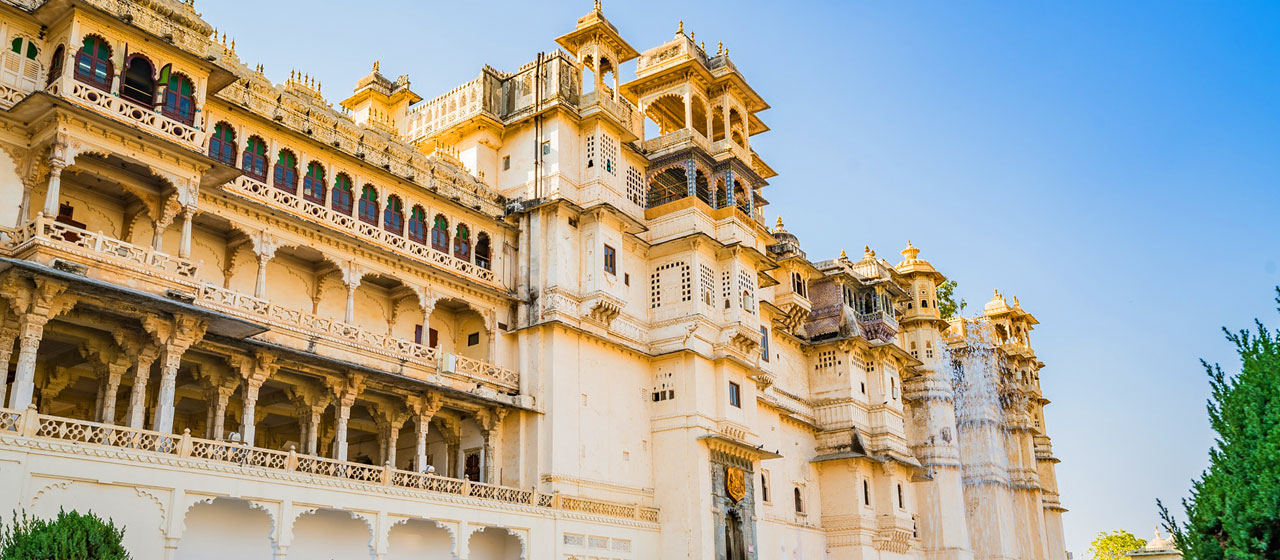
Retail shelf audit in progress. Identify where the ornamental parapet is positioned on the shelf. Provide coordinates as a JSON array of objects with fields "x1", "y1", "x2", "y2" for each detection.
[
  {"x1": 5, "y1": 216, "x2": 201, "y2": 288},
  {"x1": 226, "y1": 176, "x2": 500, "y2": 287},
  {"x1": 48, "y1": 78, "x2": 202, "y2": 150},
  {"x1": 579, "y1": 89, "x2": 643, "y2": 139},
  {"x1": 0, "y1": 406, "x2": 655, "y2": 523}
]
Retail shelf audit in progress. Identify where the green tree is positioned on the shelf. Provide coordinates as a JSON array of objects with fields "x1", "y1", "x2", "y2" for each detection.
[
  {"x1": 0, "y1": 509, "x2": 130, "y2": 560},
  {"x1": 1088, "y1": 530, "x2": 1146, "y2": 560},
  {"x1": 1161, "y1": 287, "x2": 1280, "y2": 559},
  {"x1": 936, "y1": 279, "x2": 965, "y2": 319}
]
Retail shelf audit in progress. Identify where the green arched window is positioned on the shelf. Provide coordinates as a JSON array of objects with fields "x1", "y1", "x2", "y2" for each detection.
[
  {"x1": 453, "y1": 223, "x2": 471, "y2": 261},
  {"x1": 358, "y1": 185, "x2": 378, "y2": 225},
  {"x1": 332, "y1": 173, "x2": 354, "y2": 215},
  {"x1": 383, "y1": 195, "x2": 404, "y2": 235},
  {"x1": 430, "y1": 215, "x2": 448, "y2": 252},
  {"x1": 273, "y1": 149, "x2": 298, "y2": 194},
  {"x1": 242, "y1": 136, "x2": 267, "y2": 181},
  {"x1": 407, "y1": 206, "x2": 427, "y2": 245},
  {"x1": 302, "y1": 162, "x2": 326, "y2": 204},
  {"x1": 208, "y1": 122, "x2": 236, "y2": 165}
]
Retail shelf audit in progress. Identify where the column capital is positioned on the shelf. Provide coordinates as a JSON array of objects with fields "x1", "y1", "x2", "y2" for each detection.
[
  {"x1": 230, "y1": 350, "x2": 279, "y2": 387},
  {"x1": 328, "y1": 371, "x2": 366, "y2": 407},
  {"x1": 476, "y1": 406, "x2": 508, "y2": 434},
  {"x1": 408, "y1": 391, "x2": 444, "y2": 420}
]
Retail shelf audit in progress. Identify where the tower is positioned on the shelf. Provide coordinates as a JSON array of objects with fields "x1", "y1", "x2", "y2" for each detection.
[{"x1": 895, "y1": 242, "x2": 974, "y2": 560}]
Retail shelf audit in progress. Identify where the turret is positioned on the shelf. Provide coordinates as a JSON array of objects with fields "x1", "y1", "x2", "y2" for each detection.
[{"x1": 340, "y1": 61, "x2": 422, "y2": 137}]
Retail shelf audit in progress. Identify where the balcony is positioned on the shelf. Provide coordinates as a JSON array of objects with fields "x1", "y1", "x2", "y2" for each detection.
[
  {"x1": 226, "y1": 176, "x2": 499, "y2": 287},
  {"x1": 710, "y1": 138, "x2": 752, "y2": 165},
  {"x1": 52, "y1": 79, "x2": 201, "y2": 150},
  {"x1": 579, "y1": 89, "x2": 643, "y2": 139},
  {"x1": 858, "y1": 309, "x2": 899, "y2": 342},
  {"x1": 5, "y1": 215, "x2": 201, "y2": 288},
  {"x1": 0, "y1": 406, "x2": 658, "y2": 523},
  {"x1": 196, "y1": 284, "x2": 519, "y2": 393},
  {"x1": 641, "y1": 128, "x2": 710, "y2": 158}
]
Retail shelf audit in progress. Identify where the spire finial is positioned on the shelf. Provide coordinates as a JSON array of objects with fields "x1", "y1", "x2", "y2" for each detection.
[
  {"x1": 373, "y1": 60, "x2": 380, "y2": 73},
  {"x1": 594, "y1": 0, "x2": 601, "y2": 11},
  {"x1": 677, "y1": 20, "x2": 684, "y2": 35},
  {"x1": 775, "y1": 215, "x2": 784, "y2": 229},
  {"x1": 717, "y1": 41, "x2": 723, "y2": 55},
  {"x1": 841, "y1": 248, "x2": 848, "y2": 259},
  {"x1": 690, "y1": 32, "x2": 695, "y2": 43}
]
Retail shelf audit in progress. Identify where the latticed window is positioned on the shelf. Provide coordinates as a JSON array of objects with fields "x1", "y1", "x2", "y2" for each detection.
[
  {"x1": 453, "y1": 223, "x2": 471, "y2": 261},
  {"x1": 383, "y1": 195, "x2": 404, "y2": 235},
  {"x1": 160, "y1": 69, "x2": 195, "y2": 124},
  {"x1": 74, "y1": 36, "x2": 112, "y2": 91},
  {"x1": 208, "y1": 123, "x2": 236, "y2": 165},
  {"x1": 242, "y1": 137, "x2": 267, "y2": 181},
  {"x1": 407, "y1": 206, "x2": 427, "y2": 244},
  {"x1": 302, "y1": 162, "x2": 325, "y2": 204},
  {"x1": 273, "y1": 149, "x2": 298, "y2": 193},
  {"x1": 475, "y1": 232, "x2": 491, "y2": 270},
  {"x1": 332, "y1": 174, "x2": 353, "y2": 215},
  {"x1": 431, "y1": 215, "x2": 448, "y2": 252},
  {"x1": 358, "y1": 185, "x2": 378, "y2": 225},
  {"x1": 2, "y1": 36, "x2": 41, "y2": 91}
]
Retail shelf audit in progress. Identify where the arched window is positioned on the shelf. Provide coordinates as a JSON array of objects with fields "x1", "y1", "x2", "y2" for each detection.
[
  {"x1": 453, "y1": 223, "x2": 471, "y2": 261},
  {"x1": 302, "y1": 162, "x2": 326, "y2": 204},
  {"x1": 208, "y1": 122, "x2": 236, "y2": 165},
  {"x1": 794, "y1": 487, "x2": 804, "y2": 513},
  {"x1": 45, "y1": 44, "x2": 64, "y2": 88},
  {"x1": 407, "y1": 206, "x2": 427, "y2": 244},
  {"x1": 160, "y1": 69, "x2": 195, "y2": 125},
  {"x1": 242, "y1": 136, "x2": 268, "y2": 181},
  {"x1": 331, "y1": 173, "x2": 353, "y2": 215},
  {"x1": 358, "y1": 185, "x2": 378, "y2": 225},
  {"x1": 74, "y1": 35, "x2": 112, "y2": 91},
  {"x1": 430, "y1": 215, "x2": 448, "y2": 252},
  {"x1": 120, "y1": 55, "x2": 155, "y2": 106},
  {"x1": 273, "y1": 149, "x2": 298, "y2": 193},
  {"x1": 383, "y1": 195, "x2": 404, "y2": 235},
  {"x1": 475, "y1": 232, "x2": 491, "y2": 270},
  {"x1": 734, "y1": 181, "x2": 750, "y2": 215},
  {"x1": 2, "y1": 36, "x2": 41, "y2": 91},
  {"x1": 863, "y1": 479, "x2": 871, "y2": 506},
  {"x1": 792, "y1": 272, "x2": 807, "y2": 298}
]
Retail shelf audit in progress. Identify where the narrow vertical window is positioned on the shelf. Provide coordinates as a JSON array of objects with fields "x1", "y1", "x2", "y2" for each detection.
[
  {"x1": 358, "y1": 185, "x2": 379, "y2": 225},
  {"x1": 273, "y1": 149, "x2": 298, "y2": 194},
  {"x1": 431, "y1": 215, "x2": 449, "y2": 252},
  {"x1": 331, "y1": 174, "x2": 354, "y2": 215},
  {"x1": 120, "y1": 55, "x2": 155, "y2": 106},
  {"x1": 729, "y1": 381, "x2": 741, "y2": 408},
  {"x1": 242, "y1": 136, "x2": 268, "y2": 181},
  {"x1": 794, "y1": 487, "x2": 804, "y2": 513},
  {"x1": 407, "y1": 206, "x2": 427, "y2": 244},
  {"x1": 161, "y1": 71, "x2": 196, "y2": 125},
  {"x1": 208, "y1": 122, "x2": 236, "y2": 165},
  {"x1": 475, "y1": 233, "x2": 492, "y2": 270},
  {"x1": 863, "y1": 479, "x2": 871, "y2": 506},
  {"x1": 760, "y1": 326, "x2": 770, "y2": 362},
  {"x1": 302, "y1": 162, "x2": 326, "y2": 204},
  {"x1": 453, "y1": 223, "x2": 472, "y2": 261},
  {"x1": 603, "y1": 244, "x2": 616, "y2": 275},
  {"x1": 384, "y1": 195, "x2": 404, "y2": 235}
]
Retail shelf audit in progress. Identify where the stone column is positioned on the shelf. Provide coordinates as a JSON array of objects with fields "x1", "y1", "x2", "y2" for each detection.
[
  {"x1": 383, "y1": 417, "x2": 403, "y2": 468},
  {"x1": 240, "y1": 379, "x2": 262, "y2": 445},
  {"x1": 414, "y1": 415, "x2": 430, "y2": 472},
  {"x1": 232, "y1": 351, "x2": 278, "y2": 447},
  {"x1": 98, "y1": 360, "x2": 127, "y2": 425},
  {"x1": 477, "y1": 407, "x2": 508, "y2": 484},
  {"x1": 208, "y1": 384, "x2": 234, "y2": 440},
  {"x1": 41, "y1": 162, "x2": 66, "y2": 218},
  {"x1": 334, "y1": 400, "x2": 352, "y2": 461},
  {"x1": 0, "y1": 325, "x2": 19, "y2": 406},
  {"x1": 254, "y1": 254, "x2": 269, "y2": 298},
  {"x1": 9, "y1": 313, "x2": 48, "y2": 410},
  {"x1": 683, "y1": 90, "x2": 693, "y2": 131},
  {"x1": 178, "y1": 206, "x2": 195, "y2": 259},
  {"x1": 147, "y1": 315, "x2": 207, "y2": 434},
  {"x1": 125, "y1": 348, "x2": 158, "y2": 429},
  {"x1": 344, "y1": 282, "x2": 358, "y2": 323}
]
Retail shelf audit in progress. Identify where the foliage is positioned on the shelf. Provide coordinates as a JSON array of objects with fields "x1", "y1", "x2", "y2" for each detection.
[
  {"x1": 936, "y1": 279, "x2": 965, "y2": 319},
  {"x1": 1088, "y1": 529, "x2": 1146, "y2": 560},
  {"x1": 1161, "y1": 287, "x2": 1280, "y2": 559},
  {"x1": 0, "y1": 509, "x2": 130, "y2": 560}
]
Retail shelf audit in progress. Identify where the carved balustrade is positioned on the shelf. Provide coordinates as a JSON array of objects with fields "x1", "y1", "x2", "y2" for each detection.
[
  {"x1": 63, "y1": 80, "x2": 201, "y2": 149},
  {"x1": 7, "y1": 215, "x2": 201, "y2": 284},
  {"x1": 0, "y1": 407, "x2": 656, "y2": 523}
]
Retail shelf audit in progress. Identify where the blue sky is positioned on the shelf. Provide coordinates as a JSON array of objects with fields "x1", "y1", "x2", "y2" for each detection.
[{"x1": 201, "y1": 0, "x2": 1280, "y2": 554}]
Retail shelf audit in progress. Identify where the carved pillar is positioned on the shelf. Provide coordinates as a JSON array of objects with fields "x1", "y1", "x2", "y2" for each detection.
[
  {"x1": 329, "y1": 373, "x2": 365, "y2": 461},
  {"x1": 344, "y1": 282, "x2": 358, "y2": 323},
  {"x1": 254, "y1": 254, "x2": 269, "y2": 298},
  {"x1": 683, "y1": 90, "x2": 693, "y2": 131},
  {"x1": 685, "y1": 158, "x2": 696, "y2": 200},
  {"x1": 409, "y1": 392, "x2": 442, "y2": 473},
  {"x1": 3, "y1": 277, "x2": 74, "y2": 410},
  {"x1": 232, "y1": 352, "x2": 279, "y2": 446},
  {"x1": 40, "y1": 161, "x2": 66, "y2": 218},
  {"x1": 147, "y1": 315, "x2": 207, "y2": 434},
  {"x1": 178, "y1": 206, "x2": 195, "y2": 258},
  {"x1": 477, "y1": 407, "x2": 508, "y2": 484},
  {"x1": 0, "y1": 324, "x2": 18, "y2": 406},
  {"x1": 290, "y1": 383, "x2": 329, "y2": 455},
  {"x1": 151, "y1": 199, "x2": 179, "y2": 253},
  {"x1": 125, "y1": 347, "x2": 159, "y2": 429},
  {"x1": 382, "y1": 415, "x2": 405, "y2": 468}
]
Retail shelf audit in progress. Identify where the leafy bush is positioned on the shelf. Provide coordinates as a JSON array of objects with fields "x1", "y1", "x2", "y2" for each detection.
[{"x1": 0, "y1": 509, "x2": 130, "y2": 560}]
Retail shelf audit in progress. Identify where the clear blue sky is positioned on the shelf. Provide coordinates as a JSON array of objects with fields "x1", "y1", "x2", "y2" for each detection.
[{"x1": 201, "y1": 0, "x2": 1280, "y2": 555}]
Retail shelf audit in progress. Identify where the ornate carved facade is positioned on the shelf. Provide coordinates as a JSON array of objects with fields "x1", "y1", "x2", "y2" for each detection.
[{"x1": 0, "y1": 1, "x2": 1065, "y2": 559}]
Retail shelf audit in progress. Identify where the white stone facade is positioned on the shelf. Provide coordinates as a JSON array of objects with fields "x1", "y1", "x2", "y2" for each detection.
[{"x1": 0, "y1": 1, "x2": 1065, "y2": 559}]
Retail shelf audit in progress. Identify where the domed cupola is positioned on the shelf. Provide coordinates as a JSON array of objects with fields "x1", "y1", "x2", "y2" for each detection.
[{"x1": 768, "y1": 216, "x2": 805, "y2": 259}]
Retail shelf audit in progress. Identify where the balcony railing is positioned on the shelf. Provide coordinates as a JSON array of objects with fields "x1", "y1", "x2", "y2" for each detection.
[
  {"x1": 0, "y1": 406, "x2": 658, "y2": 523},
  {"x1": 710, "y1": 138, "x2": 752, "y2": 165},
  {"x1": 227, "y1": 176, "x2": 499, "y2": 286},
  {"x1": 857, "y1": 310, "x2": 899, "y2": 330},
  {"x1": 62, "y1": 80, "x2": 201, "y2": 149},
  {"x1": 8, "y1": 215, "x2": 201, "y2": 283},
  {"x1": 195, "y1": 284, "x2": 519, "y2": 392},
  {"x1": 579, "y1": 90, "x2": 643, "y2": 138}
]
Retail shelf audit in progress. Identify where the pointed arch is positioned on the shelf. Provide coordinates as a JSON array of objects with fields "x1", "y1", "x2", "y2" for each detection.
[
  {"x1": 475, "y1": 232, "x2": 492, "y2": 270},
  {"x1": 407, "y1": 204, "x2": 427, "y2": 245},
  {"x1": 208, "y1": 122, "x2": 237, "y2": 165},
  {"x1": 430, "y1": 214, "x2": 449, "y2": 252},
  {"x1": 358, "y1": 184, "x2": 379, "y2": 225},
  {"x1": 242, "y1": 135, "x2": 268, "y2": 181},
  {"x1": 74, "y1": 34, "x2": 112, "y2": 91},
  {"x1": 161, "y1": 69, "x2": 196, "y2": 125},
  {"x1": 383, "y1": 194, "x2": 404, "y2": 235},
  {"x1": 120, "y1": 54, "x2": 156, "y2": 106},
  {"x1": 332, "y1": 173, "x2": 354, "y2": 215},
  {"x1": 302, "y1": 161, "x2": 326, "y2": 204},
  {"x1": 272, "y1": 148, "x2": 298, "y2": 194}
]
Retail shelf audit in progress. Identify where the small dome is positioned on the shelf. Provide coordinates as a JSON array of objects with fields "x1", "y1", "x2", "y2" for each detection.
[
  {"x1": 984, "y1": 289, "x2": 1011, "y2": 314},
  {"x1": 768, "y1": 216, "x2": 803, "y2": 258},
  {"x1": 1146, "y1": 528, "x2": 1173, "y2": 550}
]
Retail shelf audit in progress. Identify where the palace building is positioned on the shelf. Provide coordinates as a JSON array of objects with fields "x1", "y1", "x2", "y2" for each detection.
[{"x1": 0, "y1": 1, "x2": 1066, "y2": 559}]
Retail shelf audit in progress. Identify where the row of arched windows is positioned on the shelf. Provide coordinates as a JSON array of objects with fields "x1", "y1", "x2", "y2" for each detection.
[
  {"x1": 70, "y1": 35, "x2": 197, "y2": 125},
  {"x1": 208, "y1": 122, "x2": 493, "y2": 270}
]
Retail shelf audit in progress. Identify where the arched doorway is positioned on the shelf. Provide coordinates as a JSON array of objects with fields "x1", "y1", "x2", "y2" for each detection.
[
  {"x1": 467, "y1": 527, "x2": 522, "y2": 560},
  {"x1": 176, "y1": 498, "x2": 274, "y2": 560}
]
